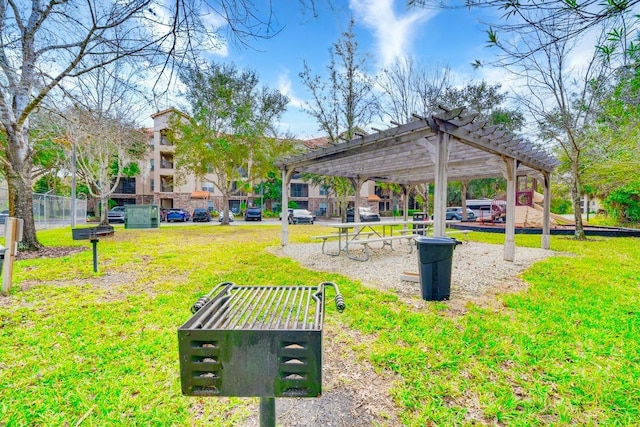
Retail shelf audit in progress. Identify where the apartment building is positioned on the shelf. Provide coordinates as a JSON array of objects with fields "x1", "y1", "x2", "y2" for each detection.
[{"x1": 108, "y1": 109, "x2": 380, "y2": 216}]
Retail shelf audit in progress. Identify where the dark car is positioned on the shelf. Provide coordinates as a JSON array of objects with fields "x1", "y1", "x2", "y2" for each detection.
[
  {"x1": 244, "y1": 207, "x2": 262, "y2": 221},
  {"x1": 192, "y1": 208, "x2": 211, "y2": 222},
  {"x1": 346, "y1": 206, "x2": 381, "y2": 222},
  {"x1": 107, "y1": 206, "x2": 126, "y2": 223},
  {"x1": 166, "y1": 208, "x2": 191, "y2": 222},
  {"x1": 446, "y1": 207, "x2": 476, "y2": 221},
  {"x1": 0, "y1": 209, "x2": 8, "y2": 224}
]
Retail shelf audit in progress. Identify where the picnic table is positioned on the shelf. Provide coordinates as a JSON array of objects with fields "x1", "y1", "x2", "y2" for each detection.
[
  {"x1": 313, "y1": 219, "x2": 472, "y2": 262},
  {"x1": 314, "y1": 220, "x2": 429, "y2": 261}
]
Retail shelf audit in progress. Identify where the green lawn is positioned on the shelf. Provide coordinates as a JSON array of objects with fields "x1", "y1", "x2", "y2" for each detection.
[{"x1": 1, "y1": 225, "x2": 638, "y2": 426}]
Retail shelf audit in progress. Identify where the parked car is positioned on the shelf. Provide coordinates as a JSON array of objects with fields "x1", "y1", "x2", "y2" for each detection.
[
  {"x1": 218, "y1": 211, "x2": 235, "y2": 222},
  {"x1": 445, "y1": 207, "x2": 476, "y2": 221},
  {"x1": 0, "y1": 209, "x2": 9, "y2": 224},
  {"x1": 289, "y1": 209, "x2": 314, "y2": 224},
  {"x1": 244, "y1": 207, "x2": 262, "y2": 221},
  {"x1": 346, "y1": 206, "x2": 380, "y2": 222},
  {"x1": 166, "y1": 208, "x2": 191, "y2": 222},
  {"x1": 192, "y1": 208, "x2": 211, "y2": 222},
  {"x1": 107, "y1": 206, "x2": 126, "y2": 223}
]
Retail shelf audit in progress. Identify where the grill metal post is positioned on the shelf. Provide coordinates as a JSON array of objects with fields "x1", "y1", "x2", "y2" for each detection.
[
  {"x1": 260, "y1": 397, "x2": 275, "y2": 427},
  {"x1": 178, "y1": 281, "x2": 345, "y2": 425},
  {"x1": 90, "y1": 236, "x2": 99, "y2": 273}
]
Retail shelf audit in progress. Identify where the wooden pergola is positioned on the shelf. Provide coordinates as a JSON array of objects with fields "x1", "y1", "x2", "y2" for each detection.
[{"x1": 277, "y1": 107, "x2": 559, "y2": 261}]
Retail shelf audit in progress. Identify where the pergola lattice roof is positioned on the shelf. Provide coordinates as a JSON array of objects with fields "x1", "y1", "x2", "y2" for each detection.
[{"x1": 278, "y1": 108, "x2": 558, "y2": 183}]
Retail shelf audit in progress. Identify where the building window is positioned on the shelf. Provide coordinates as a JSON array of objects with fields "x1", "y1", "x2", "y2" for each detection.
[
  {"x1": 160, "y1": 154, "x2": 173, "y2": 169},
  {"x1": 114, "y1": 177, "x2": 136, "y2": 194},
  {"x1": 291, "y1": 183, "x2": 308, "y2": 198},
  {"x1": 229, "y1": 200, "x2": 241, "y2": 214},
  {"x1": 160, "y1": 176, "x2": 173, "y2": 192},
  {"x1": 319, "y1": 186, "x2": 329, "y2": 196},
  {"x1": 150, "y1": 179, "x2": 154, "y2": 192},
  {"x1": 202, "y1": 184, "x2": 214, "y2": 192},
  {"x1": 230, "y1": 181, "x2": 246, "y2": 195},
  {"x1": 150, "y1": 159, "x2": 154, "y2": 171},
  {"x1": 160, "y1": 130, "x2": 172, "y2": 146}
]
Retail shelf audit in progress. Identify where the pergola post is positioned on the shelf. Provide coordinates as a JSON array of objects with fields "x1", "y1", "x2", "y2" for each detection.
[
  {"x1": 432, "y1": 132, "x2": 450, "y2": 237},
  {"x1": 280, "y1": 168, "x2": 294, "y2": 247},
  {"x1": 502, "y1": 157, "x2": 517, "y2": 261},
  {"x1": 350, "y1": 176, "x2": 367, "y2": 223},
  {"x1": 460, "y1": 180, "x2": 469, "y2": 221},
  {"x1": 542, "y1": 171, "x2": 551, "y2": 249},
  {"x1": 401, "y1": 184, "x2": 413, "y2": 221},
  {"x1": 401, "y1": 184, "x2": 413, "y2": 232}
]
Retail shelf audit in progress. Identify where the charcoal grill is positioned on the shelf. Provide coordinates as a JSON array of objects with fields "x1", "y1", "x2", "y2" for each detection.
[{"x1": 178, "y1": 281, "x2": 345, "y2": 426}]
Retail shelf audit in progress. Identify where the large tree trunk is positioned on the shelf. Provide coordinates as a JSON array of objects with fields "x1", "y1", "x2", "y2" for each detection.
[
  {"x1": 571, "y1": 160, "x2": 586, "y2": 240},
  {"x1": 4, "y1": 126, "x2": 41, "y2": 251},
  {"x1": 221, "y1": 190, "x2": 231, "y2": 225},
  {"x1": 100, "y1": 195, "x2": 109, "y2": 226}
]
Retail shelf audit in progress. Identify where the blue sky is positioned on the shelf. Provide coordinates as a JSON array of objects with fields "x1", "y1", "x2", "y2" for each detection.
[{"x1": 170, "y1": 1, "x2": 505, "y2": 138}]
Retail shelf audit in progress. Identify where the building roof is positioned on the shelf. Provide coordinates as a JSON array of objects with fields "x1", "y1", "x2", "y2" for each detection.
[{"x1": 279, "y1": 107, "x2": 558, "y2": 185}]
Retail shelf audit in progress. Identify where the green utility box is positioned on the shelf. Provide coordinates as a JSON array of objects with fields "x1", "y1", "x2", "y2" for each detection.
[{"x1": 125, "y1": 205, "x2": 160, "y2": 229}]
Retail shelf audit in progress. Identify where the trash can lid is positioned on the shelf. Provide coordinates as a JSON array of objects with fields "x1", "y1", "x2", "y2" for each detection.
[{"x1": 414, "y1": 236, "x2": 458, "y2": 244}]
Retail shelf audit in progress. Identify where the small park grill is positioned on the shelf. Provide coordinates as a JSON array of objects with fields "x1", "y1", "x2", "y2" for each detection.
[{"x1": 178, "y1": 281, "x2": 345, "y2": 426}]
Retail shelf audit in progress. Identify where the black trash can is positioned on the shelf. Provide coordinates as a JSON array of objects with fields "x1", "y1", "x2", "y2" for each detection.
[
  {"x1": 346, "y1": 208, "x2": 355, "y2": 223},
  {"x1": 0, "y1": 245, "x2": 6, "y2": 276},
  {"x1": 412, "y1": 212, "x2": 427, "y2": 236},
  {"x1": 415, "y1": 236, "x2": 461, "y2": 301}
]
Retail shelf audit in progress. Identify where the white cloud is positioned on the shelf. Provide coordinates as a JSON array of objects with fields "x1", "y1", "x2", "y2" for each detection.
[
  {"x1": 277, "y1": 71, "x2": 306, "y2": 109},
  {"x1": 349, "y1": 0, "x2": 437, "y2": 67}
]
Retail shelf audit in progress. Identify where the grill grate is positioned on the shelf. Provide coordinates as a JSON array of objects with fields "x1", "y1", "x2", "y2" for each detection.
[{"x1": 191, "y1": 285, "x2": 324, "y2": 331}]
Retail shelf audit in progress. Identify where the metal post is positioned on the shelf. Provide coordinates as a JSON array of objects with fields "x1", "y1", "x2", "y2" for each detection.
[
  {"x1": 71, "y1": 141, "x2": 77, "y2": 227},
  {"x1": 259, "y1": 397, "x2": 275, "y2": 427},
  {"x1": 91, "y1": 237, "x2": 99, "y2": 273}
]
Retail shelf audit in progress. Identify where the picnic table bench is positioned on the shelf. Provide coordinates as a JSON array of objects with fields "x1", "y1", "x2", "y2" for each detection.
[
  {"x1": 346, "y1": 233, "x2": 421, "y2": 261},
  {"x1": 313, "y1": 231, "x2": 377, "y2": 256}
]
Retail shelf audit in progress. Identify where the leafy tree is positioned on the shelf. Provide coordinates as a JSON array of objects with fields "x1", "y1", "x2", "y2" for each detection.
[
  {"x1": 605, "y1": 181, "x2": 640, "y2": 222},
  {"x1": 581, "y1": 65, "x2": 640, "y2": 205},
  {"x1": 169, "y1": 62, "x2": 292, "y2": 225},
  {"x1": 59, "y1": 106, "x2": 147, "y2": 225},
  {"x1": 300, "y1": 18, "x2": 378, "y2": 143},
  {"x1": 441, "y1": 81, "x2": 525, "y2": 133},
  {"x1": 254, "y1": 171, "x2": 282, "y2": 211},
  {"x1": 485, "y1": 12, "x2": 611, "y2": 239},
  {"x1": 299, "y1": 18, "x2": 378, "y2": 219},
  {"x1": 378, "y1": 56, "x2": 452, "y2": 124},
  {"x1": 302, "y1": 173, "x2": 354, "y2": 220}
]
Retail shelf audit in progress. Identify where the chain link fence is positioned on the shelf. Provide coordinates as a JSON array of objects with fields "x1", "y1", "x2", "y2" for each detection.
[{"x1": 0, "y1": 188, "x2": 87, "y2": 230}]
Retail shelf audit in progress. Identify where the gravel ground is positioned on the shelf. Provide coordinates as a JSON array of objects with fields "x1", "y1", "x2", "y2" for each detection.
[
  {"x1": 275, "y1": 239, "x2": 555, "y2": 312},
  {"x1": 250, "y1": 239, "x2": 557, "y2": 426}
]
